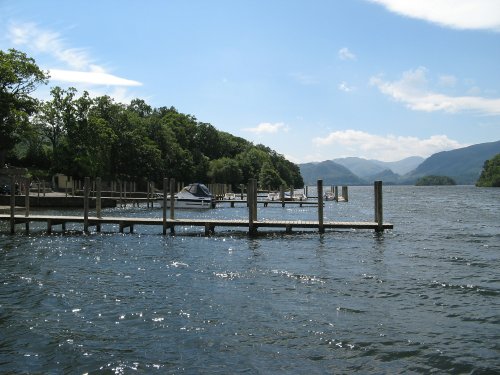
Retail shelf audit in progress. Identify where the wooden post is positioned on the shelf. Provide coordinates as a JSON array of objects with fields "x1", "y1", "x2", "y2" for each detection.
[
  {"x1": 24, "y1": 178, "x2": 30, "y2": 232},
  {"x1": 24, "y1": 178, "x2": 30, "y2": 217},
  {"x1": 10, "y1": 175, "x2": 15, "y2": 234},
  {"x1": 169, "y1": 178, "x2": 175, "y2": 234},
  {"x1": 65, "y1": 180, "x2": 68, "y2": 198},
  {"x1": 96, "y1": 177, "x2": 102, "y2": 218},
  {"x1": 252, "y1": 179, "x2": 258, "y2": 222},
  {"x1": 342, "y1": 186, "x2": 349, "y2": 202},
  {"x1": 317, "y1": 179, "x2": 324, "y2": 234},
  {"x1": 240, "y1": 184, "x2": 244, "y2": 200},
  {"x1": 374, "y1": 181, "x2": 383, "y2": 232},
  {"x1": 280, "y1": 185, "x2": 285, "y2": 207},
  {"x1": 43, "y1": 180, "x2": 46, "y2": 197},
  {"x1": 334, "y1": 186, "x2": 339, "y2": 202},
  {"x1": 84, "y1": 177, "x2": 90, "y2": 233},
  {"x1": 248, "y1": 179, "x2": 256, "y2": 234},
  {"x1": 163, "y1": 178, "x2": 168, "y2": 235},
  {"x1": 96, "y1": 177, "x2": 102, "y2": 232}
]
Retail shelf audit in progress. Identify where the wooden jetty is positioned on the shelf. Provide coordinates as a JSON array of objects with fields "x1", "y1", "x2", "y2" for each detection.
[{"x1": 0, "y1": 177, "x2": 392, "y2": 236}]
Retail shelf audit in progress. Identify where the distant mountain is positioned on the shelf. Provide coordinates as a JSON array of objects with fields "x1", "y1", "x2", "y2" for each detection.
[
  {"x1": 403, "y1": 140, "x2": 500, "y2": 185},
  {"x1": 376, "y1": 156, "x2": 424, "y2": 175},
  {"x1": 367, "y1": 169, "x2": 401, "y2": 184},
  {"x1": 334, "y1": 156, "x2": 424, "y2": 178},
  {"x1": 333, "y1": 157, "x2": 386, "y2": 178},
  {"x1": 299, "y1": 160, "x2": 366, "y2": 185}
]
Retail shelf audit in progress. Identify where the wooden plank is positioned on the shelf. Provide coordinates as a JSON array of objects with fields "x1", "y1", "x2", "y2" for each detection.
[{"x1": 0, "y1": 214, "x2": 393, "y2": 233}]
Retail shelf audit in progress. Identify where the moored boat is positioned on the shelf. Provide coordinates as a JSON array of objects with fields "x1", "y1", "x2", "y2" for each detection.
[{"x1": 160, "y1": 183, "x2": 216, "y2": 209}]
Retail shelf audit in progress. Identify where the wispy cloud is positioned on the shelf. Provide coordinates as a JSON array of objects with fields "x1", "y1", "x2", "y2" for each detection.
[
  {"x1": 312, "y1": 130, "x2": 466, "y2": 161},
  {"x1": 338, "y1": 47, "x2": 356, "y2": 61},
  {"x1": 243, "y1": 122, "x2": 289, "y2": 135},
  {"x1": 368, "y1": 0, "x2": 500, "y2": 32},
  {"x1": 7, "y1": 22, "x2": 142, "y2": 88},
  {"x1": 50, "y1": 69, "x2": 142, "y2": 86},
  {"x1": 370, "y1": 67, "x2": 500, "y2": 115},
  {"x1": 338, "y1": 81, "x2": 356, "y2": 93}
]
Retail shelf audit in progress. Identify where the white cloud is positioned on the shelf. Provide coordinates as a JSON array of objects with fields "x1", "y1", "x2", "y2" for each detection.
[
  {"x1": 8, "y1": 22, "x2": 92, "y2": 69},
  {"x1": 368, "y1": 0, "x2": 500, "y2": 32},
  {"x1": 243, "y1": 122, "x2": 289, "y2": 134},
  {"x1": 49, "y1": 69, "x2": 142, "y2": 86},
  {"x1": 370, "y1": 67, "x2": 500, "y2": 115},
  {"x1": 338, "y1": 47, "x2": 356, "y2": 61},
  {"x1": 7, "y1": 22, "x2": 142, "y2": 88},
  {"x1": 338, "y1": 81, "x2": 355, "y2": 93},
  {"x1": 312, "y1": 129, "x2": 466, "y2": 161}
]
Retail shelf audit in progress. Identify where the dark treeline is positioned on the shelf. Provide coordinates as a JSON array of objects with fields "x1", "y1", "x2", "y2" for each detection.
[{"x1": 1, "y1": 49, "x2": 303, "y2": 190}]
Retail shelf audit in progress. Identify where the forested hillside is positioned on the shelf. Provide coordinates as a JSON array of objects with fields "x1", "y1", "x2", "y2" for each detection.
[
  {"x1": 476, "y1": 154, "x2": 500, "y2": 187},
  {"x1": 1, "y1": 49, "x2": 303, "y2": 189},
  {"x1": 403, "y1": 141, "x2": 500, "y2": 184}
]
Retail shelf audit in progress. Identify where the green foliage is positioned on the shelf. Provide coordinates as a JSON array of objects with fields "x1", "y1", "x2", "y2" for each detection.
[
  {"x1": 0, "y1": 48, "x2": 49, "y2": 164},
  {"x1": 208, "y1": 158, "x2": 243, "y2": 186},
  {"x1": 2, "y1": 49, "x2": 304, "y2": 188},
  {"x1": 476, "y1": 154, "x2": 500, "y2": 187},
  {"x1": 415, "y1": 175, "x2": 456, "y2": 186},
  {"x1": 259, "y1": 161, "x2": 284, "y2": 190}
]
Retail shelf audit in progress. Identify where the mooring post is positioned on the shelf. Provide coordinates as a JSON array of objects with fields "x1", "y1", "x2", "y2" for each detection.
[
  {"x1": 169, "y1": 178, "x2": 175, "y2": 234},
  {"x1": 84, "y1": 177, "x2": 90, "y2": 233},
  {"x1": 96, "y1": 177, "x2": 102, "y2": 218},
  {"x1": 10, "y1": 175, "x2": 15, "y2": 234},
  {"x1": 334, "y1": 186, "x2": 339, "y2": 202},
  {"x1": 280, "y1": 185, "x2": 285, "y2": 207},
  {"x1": 253, "y1": 179, "x2": 258, "y2": 222},
  {"x1": 25, "y1": 177, "x2": 30, "y2": 232},
  {"x1": 342, "y1": 186, "x2": 349, "y2": 202},
  {"x1": 96, "y1": 177, "x2": 102, "y2": 232},
  {"x1": 163, "y1": 178, "x2": 168, "y2": 235},
  {"x1": 317, "y1": 179, "x2": 324, "y2": 234},
  {"x1": 240, "y1": 184, "x2": 245, "y2": 200},
  {"x1": 248, "y1": 179, "x2": 256, "y2": 234},
  {"x1": 146, "y1": 181, "x2": 150, "y2": 208},
  {"x1": 374, "y1": 181, "x2": 383, "y2": 232}
]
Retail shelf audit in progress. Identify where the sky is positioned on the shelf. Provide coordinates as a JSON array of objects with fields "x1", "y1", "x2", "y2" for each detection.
[{"x1": 1, "y1": 0, "x2": 499, "y2": 163}]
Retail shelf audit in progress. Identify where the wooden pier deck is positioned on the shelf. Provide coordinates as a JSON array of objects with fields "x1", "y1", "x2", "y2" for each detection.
[
  {"x1": 0, "y1": 177, "x2": 392, "y2": 236},
  {"x1": 0, "y1": 214, "x2": 393, "y2": 235}
]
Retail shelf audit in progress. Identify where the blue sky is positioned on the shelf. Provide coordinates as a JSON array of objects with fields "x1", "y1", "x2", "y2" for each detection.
[{"x1": 1, "y1": 0, "x2": 499, "y2": 162}]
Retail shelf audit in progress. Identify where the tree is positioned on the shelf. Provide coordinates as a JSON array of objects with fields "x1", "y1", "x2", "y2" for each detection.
[
  {"x1": 259, "y1": 161, "x2": 284, "y2": 190},
  {"x1": 208, "y1": 157, "x2": 243, "y2": 186},
  {"x1": 476, "y1": 154, "x2": 500, "y2": 187},
  {"x1": 0, "y1": 48, "x2": 48, "y2": 165},
  {"x1": 415, "y1": 175, "x2": 456, "y2": 186},
  {"x1": 36, "y1": 86, "x2": 76, "y2": 154}
]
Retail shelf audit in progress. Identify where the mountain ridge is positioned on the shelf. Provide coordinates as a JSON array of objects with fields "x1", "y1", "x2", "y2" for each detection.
[{"x1": 299, "y1": 141, "x2": 500, "y2": 185}]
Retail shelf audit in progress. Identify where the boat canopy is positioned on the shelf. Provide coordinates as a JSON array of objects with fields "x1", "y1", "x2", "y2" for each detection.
[{"x1": 183, "y1": 183, "x2": 212, "y2": 197}]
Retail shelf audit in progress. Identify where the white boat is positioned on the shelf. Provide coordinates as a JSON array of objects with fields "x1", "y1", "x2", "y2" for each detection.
[
  {"x1": 284, "y1": 191, "x2": 308, "y2": 201},
  {"x1": 266, "y1": 192, "x2": 280, "y2": 201},
  {"x1": 160, "y1": 183, "x2": 216, "y2": 209},
  {"x1": 324, "y1": 191, "x2": 335, "y2": 201}
]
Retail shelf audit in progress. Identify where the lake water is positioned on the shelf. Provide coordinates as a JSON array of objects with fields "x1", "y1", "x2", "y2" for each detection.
[{"x1": 1, "y1": 185, "x2": 499, "y2": 374}]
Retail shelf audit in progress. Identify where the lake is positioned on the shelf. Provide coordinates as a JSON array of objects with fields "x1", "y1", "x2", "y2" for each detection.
[{"x1": 0, "y1": 185, "x2": 499, "y2": 374}]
